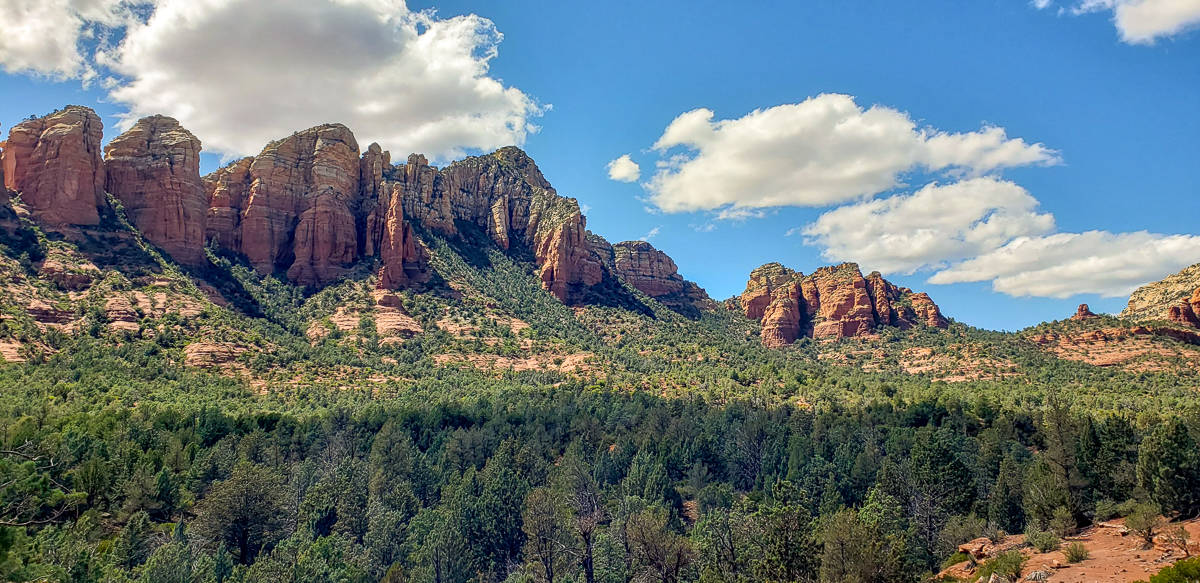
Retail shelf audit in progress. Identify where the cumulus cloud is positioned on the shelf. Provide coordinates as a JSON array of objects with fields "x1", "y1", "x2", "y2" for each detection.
[
  {"x1": 644, "y1": 94, "x2": 1059, "y2": 215},
  {"x1": 3, "y1": 0, "x2": 543, "y2": 160},
  {"x1": 803, "y1": 178, "x2": 1056, "y2": 274},
  {"x1": 1069, "y1": 0, "x2": 1200, "y2": 44},
  {"x1": 929, "y1": 231, "x2": 1200, "y2": 297},
  {"x1": 606, "y1": 154, "x2": 641, "y2": 182},
  {"x1": 0, "y1": 0, "x2": 129, "y2": 79}
]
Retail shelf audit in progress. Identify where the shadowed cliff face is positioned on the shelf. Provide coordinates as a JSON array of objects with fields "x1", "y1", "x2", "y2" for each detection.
[{"x1": 737, "y1": 261, "x2": 948, "y2": 347}]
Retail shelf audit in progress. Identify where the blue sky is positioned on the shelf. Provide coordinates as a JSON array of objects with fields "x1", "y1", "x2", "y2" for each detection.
[{"x1": 1, "y1": 0, "x2": 1198, "y2": 330}]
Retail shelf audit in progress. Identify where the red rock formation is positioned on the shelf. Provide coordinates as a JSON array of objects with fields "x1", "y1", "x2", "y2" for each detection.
[
  {"x1": 203, "y1": 157, "x2": 252, "y2": 251},
  {"x1": 105, "y1": 116, "x2": 208, "y2": 265},
  {"x1": 739, "y1": 262, "x2": 948, "y2": 347},
  {"x1": 909, "y1": 293, "x2": 949, "y2": 329},
  {"x1": 809, "y1": 265, "x2": 878, "y2": 338},
  {"x1": 604, "y1": 240, "x2": 715, "y2": 316},
  {"x1": 287, "y1": 191, "x2": 359, "y2": 285},
  {"x1": 396, "y1": 146, "x2": 603, "y2": 303},
  {"x1": 1167, "y1": 287, "x2": 1200, "y2": 328},
  {"x1": 740, "y1": 263, "x2": 801, "y2": 322},
  {"x1": 1, "y1": 106, "x2": 105, "y2": 226},
  {"x1": 612, "y1": 241, "x2": 684, "y2": 297},
  {"x1": 1072, "y1": 304, "x2": 1099, "y2": 321},
  {"x1": 202, "y1": 124, "x2": 361, "y2": 285},
  {"x1": 372, "y1": 184, "x2": 429, "y2": 290}
]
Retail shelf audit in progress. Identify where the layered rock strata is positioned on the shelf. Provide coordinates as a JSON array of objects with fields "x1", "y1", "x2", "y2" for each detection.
[
  {"x1": 104, "y1": 116, "x2": 208, "y2": 265},
  {"x1": 1, "y1": 106, "x2": 106, "y2": 226},
  {"x1": 737, "y1": 262, "x2": 948, "y2": 347}
]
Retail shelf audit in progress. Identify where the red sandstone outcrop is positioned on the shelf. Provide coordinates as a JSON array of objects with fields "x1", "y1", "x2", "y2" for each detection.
[
  {"x1": 1167, "y1": 287, "x2": 1200, "y2": 328},
  {"x1": 737, "y1": 262, "x2": 948, "y2": 347},
  {"x1": 370, "y1": 183, "x2": 429, "y2": 290},
  {"x1": 1, "y1": 106, "x2": 106, "y2": 226},
  {"x1": 589, "y1": 239, "x2": 714, "y2": 316},
  {"x1": 391, "y1": 146, "x2": 602, "y2": 302},
  {"x1": 202, "y1": 124, "x2": 361, "y2": 285},
  {"x1": 1072, "y1": 303, "x2": 1099, "y2": 321},
  {"x1": 105, "y1": 116, "x2": 208, "y2": 265},
  {"x1": 612, "y1": 240, "x2": 685, "y2": 297}
]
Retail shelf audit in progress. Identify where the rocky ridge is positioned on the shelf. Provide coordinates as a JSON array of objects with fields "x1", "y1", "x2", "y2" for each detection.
[
  {"x1": 1122, "y1": 262, "x2": 1200, "y2": 322},
  {"x1": 736, "y1": 262, "x2": 948, "y2": 347},
  {"x1": 104, "y1": 115, "x2": 208, "y2": 266},
  {"x1": 1, "y1": 105, "x2": 712, "y2": 314}
]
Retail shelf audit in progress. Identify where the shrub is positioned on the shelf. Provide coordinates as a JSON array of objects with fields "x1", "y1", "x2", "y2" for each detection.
[
  {"x1": 942, "y1": 551, "x2": 970, "y2": 570},
  {"x1": 1050, "y1": 506, "x2": 1077, "y2": 537},
  {"x1": 1026, "y1": 530, "x2": 1061, "y2": 553},
  {"x1": 1164, "y1": 525, "x2": 1191, "y2": 558},
  {"x1": 1064, "y1": 542, "x2": 1089, "y2": 563},
  {"x1": 1125, "y1": 502, "x2": 1163, "y2": 548},
  {"x1": 976, "y1": 550, "x2": 1025, "y2": 582},
  {"x1": 984, "y1": 524, "x2": 1007, "y2": 544},
  {"x1": 1094, "y1": 499, "x2": 1119, "y2": 521},
  {"x1": 1133, "y1": 556, "x2": 1200, "y2": 583}
]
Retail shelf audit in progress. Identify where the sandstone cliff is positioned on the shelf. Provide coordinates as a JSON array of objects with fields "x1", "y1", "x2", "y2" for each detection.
[
  {"x1": 589, "y1": 239, "x2": 715, "y2": 317},
  {"x1": 1121, "y1": 262, "x2": 1200, "y2": 322},
  {"x1": 105, "y1": 116, "x2": 208, "y2": 265},
  {"x1": 382, "y1": 146, "x2": 602, "y2": 302},
  {"x1": 1, "y1": 106, "x2": 106, "y2": 226},
  {"x1": 736, "y1": 262, "x2": 948, "y2": 347}
]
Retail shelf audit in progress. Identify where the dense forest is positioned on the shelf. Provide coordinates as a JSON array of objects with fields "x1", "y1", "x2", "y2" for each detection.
[{"x1": 0, "y1": 336, "x2": 1198, "y2": 582}]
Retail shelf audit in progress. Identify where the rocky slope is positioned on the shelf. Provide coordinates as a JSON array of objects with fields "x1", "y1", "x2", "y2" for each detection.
[
  {"x1": 1122, "y1": 262, "x2": 1200, "y2": 322},
  {"x1": 735, "y1": 262, "x2": 948, "y2": 347}
]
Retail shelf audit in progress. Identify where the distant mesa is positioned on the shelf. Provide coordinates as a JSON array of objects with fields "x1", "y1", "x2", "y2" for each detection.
[{"x1": 734, "y1": 261, "x2": 948, "y2": 347}]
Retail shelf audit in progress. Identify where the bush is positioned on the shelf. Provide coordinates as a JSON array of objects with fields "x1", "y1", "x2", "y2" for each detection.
[
  {"x1": 1133, "y1": 556, "x2": 1200, "y2": 583},
  {"x1": 984, "y1": 524, "x2": 1007, "y2": 544},
  {"x1": 1064, "y1": 542, "x2": 1089, "y2": 563},
  {"x1": 1026, "y1": 530, "x2": 1061, "y2": 553},
  {"x1": 976, "y1": 550, "x2": 1025, "y2": 582},
  {"x1": 942, "y1": 551, "x2": 970, "y2": 569},
  {"x1": 1050, "y1": 506, "x2": 1077, "y2": 537},
  {"x1": 1125, "y1": 502, "x2": 1163, "y2": 548}
]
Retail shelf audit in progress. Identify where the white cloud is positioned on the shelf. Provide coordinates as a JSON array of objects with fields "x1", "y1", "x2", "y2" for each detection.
[
  {"x1": 644, "y1": 94, "x2": 1059, "y2": 216},
  {"x1": 101, "y1": 0, "x2": 543, "y2": 159},
  {"x1": 1032, "y1": 0, "x2": 1054, "y2": 8},
  {"x1": 1072, "y1": 0, "x2": 1200, "y2": 44},
  {"x1": 0, "y1": 0, "x2": 128, "y2": 79},
  {"x1": 606, "y1": 154, "x2": 640, "y2": 182},
  {"x1": 3, "y1": 0, "x2": 543, "y2": 160},
  {"x1": 803, "y1": 178, "x2": 1056, "y2": 273},
  {"x1": 930, "y1": 231, "x2": 1200, "y2": 297},
  {"x1": 638, "y1": 226, "x2": 661, "y2": 241}
]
